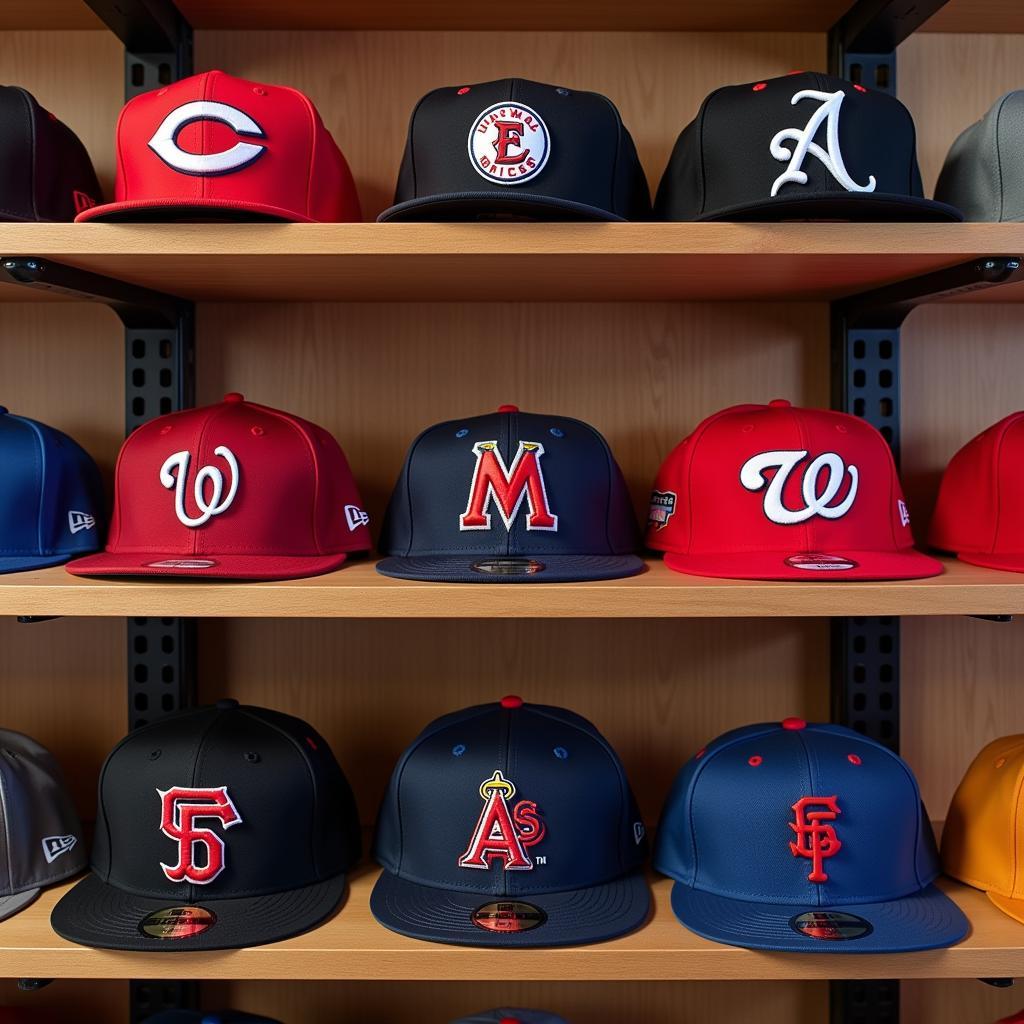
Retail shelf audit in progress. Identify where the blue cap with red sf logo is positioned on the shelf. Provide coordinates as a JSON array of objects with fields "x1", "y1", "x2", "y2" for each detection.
[{"x1": 654, "y1": 719, "x2": 968, "y2": 952}]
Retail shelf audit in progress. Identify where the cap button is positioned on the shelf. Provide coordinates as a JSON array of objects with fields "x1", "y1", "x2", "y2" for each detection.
[
  {"x1": 215, "y1": 698, "x2": 240, "y2": 710},
  {"x1": 223, "y1": 392, "x2": 244, "y2": 404},
  {"x1": 500, "y1": 695, "x2": 524, "y2": 709},
  {"x1": 768, "y1": 399, "x2": 791, "y2": 408},
  {"x1": 497, "y1": 404, "x2": 519, "y2": 413},
  {"x1": 782, "y1": 717, "x2": 807, "y2": 730}
]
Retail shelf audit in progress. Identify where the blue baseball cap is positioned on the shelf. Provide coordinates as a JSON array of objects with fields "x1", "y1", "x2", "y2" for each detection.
[
  {"x1": 654, "y1": 719, "x2": 968, "y2": 953},
  {"x1": 0, "y1": 408, "x2": 104, "y2": 573},
  {"x1": 142, "y1": 1014, "x2": 282, "y2": 1024},
  {"x1": 376, "y1": 406, "x2": 643, "y2": 582},
  {"x1": 452, "y1": 1011, "x2": 569, "y2": 1024},
  {"x1": 371, "y1": 696, "x2": 649, "y2": 946}
]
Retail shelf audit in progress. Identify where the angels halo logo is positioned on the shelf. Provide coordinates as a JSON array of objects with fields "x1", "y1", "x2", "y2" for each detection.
[{"x1": 468, "y1": 102, "x2": 550, "y2": 185}]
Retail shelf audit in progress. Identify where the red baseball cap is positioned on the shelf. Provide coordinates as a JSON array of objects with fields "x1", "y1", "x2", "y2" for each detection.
[
  {"x1": 65, "y1": 394, "x2": 370, "y2": 580},
  {"x1": 76, "y1": 70, "x2": 361, "y2": 223},
  {"x1": 646, "y1": 400, "x2": 941, "y2": 580},
  {"x1": 930, "y1": 412, "x2": 1024, "y2": 572}
]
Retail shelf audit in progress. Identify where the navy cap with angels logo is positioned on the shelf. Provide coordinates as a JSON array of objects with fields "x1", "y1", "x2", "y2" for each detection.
[
  {"x1": 655, "y1": 71, "x2": 960, "y2": 222},
  {"x1": 50, "y1": 700, "x2": 361, "y2": 951},
  {"x1": 371, "y1": 696, "x2": 650, "y2": 947},
  {"x1": 654, "y1": 719, "x2": 968, "y2": 952},
  {"x1": 377, "y1": 406, "x2": 643, "y2": 582},
  {"x1": 378, "y1": 78, "x2": 650, "y2": 222}
]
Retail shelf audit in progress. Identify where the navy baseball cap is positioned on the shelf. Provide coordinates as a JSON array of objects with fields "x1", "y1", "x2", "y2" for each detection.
[
  {"x1": 0, "y1": 408, "x2": 104, "y2": 573},
  {"x1": 452, "y1": 1012, "x2": 569, "y2": 1024},
  {"x1": 376, "y1": 406, "x2": 643, "y2": 582},
  {"x1": 654, "y1": 719, "x2": 968, "y2": 953},
  {"x1": 371, "y1": 696, "x2": 650, "y2": 947},
  {"x1": 143, "y1": 1014, "x2": 282, "y2": 1024}
]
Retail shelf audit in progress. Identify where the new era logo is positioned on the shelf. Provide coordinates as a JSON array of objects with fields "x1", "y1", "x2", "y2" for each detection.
[
  {"x1": 41, "y1": 834, "x2": 77, "y2": 864},
  {"x1": 345, "y1": 504, "x2": 369, "y2": 531},
  {"x1": 68, "y1": 511, "x2": 95, "y2": 534}
]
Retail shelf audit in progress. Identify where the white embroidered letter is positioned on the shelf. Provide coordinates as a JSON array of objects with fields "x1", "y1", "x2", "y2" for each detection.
[{"x1": 741, "y1": 450, "x2": 858, "y2": 525}]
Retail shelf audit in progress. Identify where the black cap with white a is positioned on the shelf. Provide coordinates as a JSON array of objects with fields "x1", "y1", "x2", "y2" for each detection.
[
  {"x1": 379, "y1": 78, "x2": 651, "y2": 222},
  {"x1": 0, "y1": 729, "x2": 86, "y2": 919},
  {"x1": 51, "y1": 700, "x2": 361, "y2": 951},
  {"x1": 655, "y1": 71, "x2": 961, "y2": 222}
]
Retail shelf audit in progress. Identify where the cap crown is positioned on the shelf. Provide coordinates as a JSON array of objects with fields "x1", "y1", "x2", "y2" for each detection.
[
  {"x1": 392, "y1": 78, "x2": 650, "y2": 218},
  {"x1": 0, "y1": 412, "x2": 104, "y2": 559},
  {"x1": 103, "y1": 396, "x2": 369, "y2": 561},
  {"x1": 373, "y1": 700, "x2": 647, "y2": 896},
  {"x1": 380, "y1": 409, "x2": 639, "y2": 559},
  {"x1": 941, "y1": 734, "x2": 1024, "y2": 897},
  {"x1": 655, "y1": 721, "x2": 939, "y2": 905},
  {"x1": 107, "y1": 70, "x2": 360, "y2": 221},
  {"x1": 92, "y1": 704, "x2": 361, "y2": 900},
  {"x1": 646, "y1": 402, "x2": 913, "y2": 558},
  {"x1": 930, "y1": 412, "x2": 1024, "y2": 555}
]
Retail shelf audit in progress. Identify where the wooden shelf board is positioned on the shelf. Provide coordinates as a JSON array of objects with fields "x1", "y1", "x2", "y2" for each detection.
[
  {"x1": 5, "y1": 557, "x2": 1024, "y2": 619},
  {"x1": 1, "y1": 872, "x2": 1019, "y2": 981},
  {"x1": 1, "y1": 223, "x2": 1023, "y2": 303},
  {"x1": 0, "y1": 2, "x2": 101, "y2": 29}
]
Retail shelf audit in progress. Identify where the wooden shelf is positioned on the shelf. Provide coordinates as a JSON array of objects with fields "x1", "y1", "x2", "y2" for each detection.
[
  {"x1": 5, "y1": 557, "x2": 1024, "y2": 619},
  {"x1": 1, "y1": 223, "x2": 1023, "y2": 304},
  {"x1": 2, "y1": 872, "x2": 1019, "y2": 981}
]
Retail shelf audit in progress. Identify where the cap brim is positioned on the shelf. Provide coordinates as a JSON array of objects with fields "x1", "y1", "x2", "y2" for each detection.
[
  {"x1": 987, "y1": 891, "x2": 1024, "y2": 924},
  {"x1": 65, "y1": 550, "x2": 349, "y2": 581},
  {"x1": 670, "y1": 882, "x2": 968, "y2": 953},
  {"x1": 376, "y1": 553, "x2": 645, "y2": 583},
  {"x1": 0, "y1": 553, "x2": 79, "y2": 574},
  {"x1": 696, "y1": 192, "x2": 962, "y2": 223},
  {"x1": 378, "y1": 192, "x2": 624, "y2": 223},
  {"x1": 50, "y1": 870, "x2": 348, "y2": 951},
  {"x1": 662, "y1": 548, "x2": 943, "y2": 581},
  {"x1": 370, "y1": 868, "x2": 650, "y2": 947},
  {"x1": 956, "y1": 551, "x2": 1024, "y2": 574},
  {"x1": 0, "y1": 888, "x2": 40, "y2": 922},
  {"x1": 75, "y1": 197, "x2": 316, "y2": 223}
]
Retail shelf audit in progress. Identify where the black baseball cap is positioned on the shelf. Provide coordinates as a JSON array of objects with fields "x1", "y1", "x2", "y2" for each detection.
[
  {"x1": 371, "y1": 696, "x2": 650, "y2": 947},
  {"x1": 378, "y1": 78, "x2": 650, "y2": 222},
  {"x1": 0, "y1": 729, "x2": 87, "y2": 920},
  {"x1": 0, "y1": 86, "x2": 102, "y2": 221},
  {"x1": 51, "y1": 700, "x2": 361, "y2": 951},
  {"x1": 655, "y1": 71, "x2": 961, "y2": 222},
  {"x1": 376, "y1": 405, "x2": 643, "y2": 583},
  {"x1": 143, "y1": 1015, "x2": 282, "y2": 1024},
  {"x1": 935, "y1": 91, "x2": 1024, "y2": 221},
  {"x1": 452, "y1": 1012, "x2": 569, "y2": 1024}
]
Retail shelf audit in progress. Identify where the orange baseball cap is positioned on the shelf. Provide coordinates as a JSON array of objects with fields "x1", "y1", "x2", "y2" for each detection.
[{"x1": 941, "y1": 734, "x2": 1024, "y2": 923}]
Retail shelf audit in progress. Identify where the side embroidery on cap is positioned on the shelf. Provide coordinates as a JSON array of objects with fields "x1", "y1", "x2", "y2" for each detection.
[
  {"x1": 898, "y1": 498, "x2": 910, "y2": 527},
  {"x1": 148, "y1": 101, "x2": 266, "y2": 176},
  {"x1": 741, "y1": 450, "x2": 858, "y2": 525},
  {"x1": 41, "y1": 834, "x2": 77, "y2": 864},
  {"x1": 344, "y1": 504, "x2": 370, "y2": 531},
  {"x1": 468, "y1": 102, "x2": 550, "y2": 185},
  {"x1": 458, "y1": 770, "x2": 546, "y2": 871},
  {"x1": 647, "y1": 490, "x2": 676, "y2": 530},
  {"x1": 789, "y1": 796, "x2": 842, "y2": 883},
  {"x1": 770, "y1": 89, "x2": 877, "y2": 198},
  {"x1": 67, "y1": 510, "x2": 96, "y2": 534},
  {"x1": 460, "y1": 440, "x2": 558, "y2": 533},
  {"x1": 158, "y1": 786, "x2": 242, "y2": 885},
  {"x1": 160, "y1": 447, "x2": 240, "y2": 528}
]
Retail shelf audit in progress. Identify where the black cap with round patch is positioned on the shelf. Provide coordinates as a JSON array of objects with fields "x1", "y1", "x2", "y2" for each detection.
[
  {"x1": 378, "y1": 78, "x2": 651, "y2": 222},
  {"x1": 655, "y1": 71, "x2": 961, "y2": 222},
  {"x1": 51, "y1": 701, "x2": 361, "y2": 951}
]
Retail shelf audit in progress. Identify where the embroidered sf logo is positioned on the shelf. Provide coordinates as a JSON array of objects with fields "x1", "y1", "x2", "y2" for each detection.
[
  {"x1": 789, "y1": 795, "x2": 842, "y2": 883},
  {"x1": 160, "y1": 447, "x2": 240, "y2": 528},
  {"x1": 460, "y1": 440, "x2": 558, "y2": 532},
  {"x1": 469, "y1": 102, "x2": 550, "y2": 185},
  {"x1": 149, "y1": 101, "x2": 266, "y2": 176},
  {"x1": 158, "y1": 786, "x2": 242, "y2": 885},
  {"x1": 458, "y1": 770, "x2": 546, "y2": 871},
  {"x1": 740, "y1": 450, "x2": 858, "y2": 525},
  {"x1": 770, "y1": 89, "x2": 876, "y2": 198}
]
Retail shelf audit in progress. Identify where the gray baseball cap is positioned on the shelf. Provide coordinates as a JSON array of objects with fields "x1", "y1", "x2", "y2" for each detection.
[
  {"x1": 935, "y1": 91, "x2": 1024, "y2": 221},
  {"x1": 0, "y1": 729, "x2": 86, "y2": 920},
  {"x1": 451, "y1": 1012, "x2": 569, "y2": 1024}
]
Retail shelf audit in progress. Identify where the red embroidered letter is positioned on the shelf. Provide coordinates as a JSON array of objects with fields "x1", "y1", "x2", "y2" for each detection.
[
  {"x1": 158, "y1": 786, "x2": 242, "y2": 885},
  {"x1": 458, "y1": 771, "x2": 546, "y2": 871},
  {"x1": 789, "y1": 795, "x2": 842, "y2": 883},
  {"x1": 493, "y1": 121, "x2": 529, "y2": 165},
  {"x1": 460, "y1": 441, "x2": 558, "y2": 532}
]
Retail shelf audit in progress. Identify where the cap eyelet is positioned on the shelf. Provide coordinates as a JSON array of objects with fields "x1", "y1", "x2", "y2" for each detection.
[
  {"x1": 836, "y1": 424, "x2": 848, "y2": 433},
  {"x1": 556, "y1": 87, "x2": 570, "y2": 96},
  {"x1": 244, "y1": 751, "x2": 261, "y2": 764},
  {"x1": 456, "y1": 428, "x2": 469, "y2": 438},
  {"x1": 753, "y1": 82, "x2": 767, "y2": 91},
  {"x1": 741, "y1": 424, "x2": 754, "y2": 433},
  {"x1": 554, "y1": 746, "x2": 568, "y2": 759},
  {"x1": 251, "y1": 425, "x2": 264, "y2": 437},
  {"x1": 452, "y1": 744, "x2": 466, "y2": 757},
  {"x1": 457, "y1": 87, "x2": 470, "y2": 95},
  {"x1": 159, "y1": 426, "x2": 171, "y2": 435},
  {"x1": 148, "y1": 749, "x2": 162, "y2": 761},
  {"x1": 996, "y1": 756, "x2": 1007, "y2": 768},
  {"x1": 748, "y1": 755, "x2": 763, "y2": 766},
  {"x1": 695, "y1": 747, "x2": 706, "y2": 759},
  {"x1": 848, "y1": 753, "x2": 862, "y2": 765},
  {"x1": 549, "y1": 427, "x2": 564, "y2": 438},
  {"x1": 253, "y1": 87, "x2": 267, "y2": 96}
]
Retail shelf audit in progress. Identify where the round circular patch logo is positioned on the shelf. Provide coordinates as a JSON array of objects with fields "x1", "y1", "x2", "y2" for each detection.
[
  {"x1": 139, "y1": 905, "x2": 216, "y2": 940},
  {"x1": 471, "y1": 900, "x2": 547, "y2": 933},
  {"x1": 468, "y1": 103, "x2": 550, "y2": 185},
  {"x1": 784, "y1": 553, "x2": 858, "y2": 572},
  {"x1": 144, "y1": 559, "x2": 218, "y2": 569},
  {"x1": 789, "y1": 911, "x2": 873, "y2": 941},
  {"x1": 471, "y1": 558, "x2": 545, "y2": 576}
]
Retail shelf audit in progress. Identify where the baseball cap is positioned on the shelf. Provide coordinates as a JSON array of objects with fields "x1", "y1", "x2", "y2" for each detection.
[
  {"x1": 655, "y1": 719, "x2": 968, "y2": 952},
  {"x1": 65, "y1": 393, "x2": 369, "y2": 581},
  {"x1": 76, "y1": 70, "x2": 360, "y2": 223},
  {"x1": 142, "y1": 1014, "x2": 282, "y2": 1024},
  {"x1": 452, "y1": 1012, "x2": 568, "y2": 1024},
  {"x1": 0, "y1": 408, "x2": 105, "y2": 573},
  {"x1": 941, "y1": 734, "x2": 1024, "y2": 925},
  {"x1": 645, "y1": 399, "x2": 941, "y2": 580},
  {"x1": 0, "y1": 86, "x2": 101, "y2": 221},
  {"x1": 51, "y1": 700, "x2": 361, "y2": 951},
  {"x1": 377, "y1": 406, "x2": 643, "y2": 583},
  {"x1": 378, "y1": 78, "x2": 650, "y2": 222},
  {"x1": 929, "y1": 412, "x2": 1024, "y2": 572},
  {"x1": 655, "y1": 71, "x2": 961, "y2": 222},
  {"x1": 371, "y1": 696, "x2": 650, "y2": 947},
  {"x1": 0, "y1": 729, "x2": 87, "y2": 920},
  {"x1": 935, "y1": 92, "x2": 1024, "y2": 221}
]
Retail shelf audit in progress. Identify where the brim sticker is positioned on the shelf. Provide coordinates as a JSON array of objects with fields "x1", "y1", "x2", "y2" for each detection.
[
  {"x1": 139, "y1": 905, "x2": 216, "y2": 939},
  {"x1": 145, "y1": 559, "x2": 219, "y2": 569},
  {"x1": 789, "y1": 910, "x2": 873, "y2": 941},
  {"x1": 784, "y1": 553, "x2": 858, "y2": 571},
  {"x1": 471, "y1": 558, "x2": 544, "y2": 576},
  {"x1": 471, "y1": 900, "x2": 547, "y2": 933}
]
